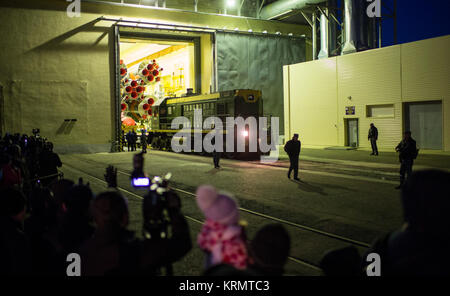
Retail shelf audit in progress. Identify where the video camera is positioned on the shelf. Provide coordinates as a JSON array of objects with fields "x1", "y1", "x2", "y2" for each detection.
[
  {"x1": 130, "y1": 152, "x2": 181, "y2": 241},
  {"x1": 32, "y1": 128, "x2": 40, "y2": 138},
  {"x1": 142, "y1": 173, "x2": 181, "y2": 241}
]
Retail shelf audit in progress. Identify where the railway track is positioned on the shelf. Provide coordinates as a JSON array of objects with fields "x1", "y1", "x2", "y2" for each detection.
[{"x1": 61, "y1": 156, "x2": 373, "y2": 273}]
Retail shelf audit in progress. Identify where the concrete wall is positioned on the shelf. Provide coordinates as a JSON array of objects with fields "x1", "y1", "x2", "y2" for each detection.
[
  {"x1": 284, "y1": 58, "x2": 338, "y2": 144},
  {"x1": 0, "y1": 7, "x2": 112, "y2": 153},
  {"x1": 284, "y1": 35, "x2": 450, "y2": 151},
  {"x1": 401, "y1": 36, "x2": 450, "y2": 150},
  {"x1": 0, "y1": 0, "x2": 309, "y2": 153},
  {"x1": 337, "y1": 45, "x2": 402, "y2": 149}
]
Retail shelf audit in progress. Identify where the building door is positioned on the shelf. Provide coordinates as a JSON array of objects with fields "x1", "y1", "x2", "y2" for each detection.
[
  {"x1": 346, "y1": 118, "x2": 359, "y2": 147},
  {"x1": 405, "y1": 101, "x2": 442, "y2": 150}
]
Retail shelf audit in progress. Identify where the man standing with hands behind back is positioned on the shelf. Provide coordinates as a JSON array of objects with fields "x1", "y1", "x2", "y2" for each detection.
[
  {"x1": 284, "y1": 134, "x2": 301, "y2": 181},
  {"x1": 368, "y1": 123, "x2": 379, "y2": 156}
]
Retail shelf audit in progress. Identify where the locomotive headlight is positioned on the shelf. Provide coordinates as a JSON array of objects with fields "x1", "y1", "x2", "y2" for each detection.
[{"x1": 242, "y1": 130, "x2": 249, "y2": 137}]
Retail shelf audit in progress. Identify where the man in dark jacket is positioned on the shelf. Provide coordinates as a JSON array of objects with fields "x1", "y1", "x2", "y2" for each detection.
[
  {"x1": 211, "y1": 135, "x2": 221, "y2": 169},
  {"x1": 125, "y1": 131, "x2": 132, "y2": 152},
  {"x1": 141, "y1": 130, "x2": 147, "y2": 153},
  {"x1": 395, "y1": 131, "x2": 418, "y2": 189},
  {"x1": 131, "y1": 130, "x2": 138, "y2": 151},
  {"x1": 368, "y1": 123, "x2": 379, "y2": 156},
  {"x1": 284, "y1": 134, "x2": 301, "y2": 181},
  {"x1": 80, "y1": 188, "x2": 191, "y2": 275},
  {"x1": 363, "y1": 170, "x2": 450, "y2": 276},
  {"x1": 0, "y1": 188, "x2": 32, "y2": 275},
  {"x1": 38, "y1": 142, "x2": 62, "y2": 187}
]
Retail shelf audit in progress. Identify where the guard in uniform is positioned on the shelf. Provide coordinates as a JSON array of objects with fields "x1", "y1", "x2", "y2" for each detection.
[{"x1": 395, "y1": 131, "x2": 418, "y2": 189}]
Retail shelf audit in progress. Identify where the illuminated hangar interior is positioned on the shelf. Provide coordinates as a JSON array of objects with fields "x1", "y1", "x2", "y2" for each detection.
[{"x1": 119, "y1": 38, "x2": 196, "y2": 133}]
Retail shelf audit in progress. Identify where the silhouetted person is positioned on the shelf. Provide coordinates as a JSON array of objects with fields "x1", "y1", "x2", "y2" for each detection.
[
  {"x1": 0, "y1": 149, "x2": 22, "y2": 189},
  {"x1": 38, "y1": 142, "x2": 62, "y2": 187},
  {"x1": 247, "y1": 224, "x2": 291, "y2": 276},
  {"x1": 368, "y1": 123, "x2": 378, "y2": 156},
  {"x1": 80, "y1": 190, "x2": 191, "y2": 275},
  {"x1": 211, "y1": 136, "x2": 221, "y2": 169},
  {"x1": 395, "y1": 131, "x2": 418, "y2": 189},
  {"x1": 320, "y1": 246, "x2": 362, "y2": 276},
  {"x1": 125, "y1": 131, "x2": 132, "y2": 152},
  {"x1": 364, "y1": 170, "x2": 450, "y2": 276},
  {"x1": 131, "y1": 131, "x2": 138, "y2": 151},
  {"x1": 24, "y1": 187, "x2": 63, "y2": 275},
  {"x1": 0, "y1": 188, "x2": 32, "y2": 275},
  {"x1": 284, "y1": 134, "x2": 301, "y2": 181},
  {"x1": 141, "y1": 131, "x2": 147, "y2": 153},
  {"x1": 59, "y1": 179, "x2": 95, "y2": 256}
]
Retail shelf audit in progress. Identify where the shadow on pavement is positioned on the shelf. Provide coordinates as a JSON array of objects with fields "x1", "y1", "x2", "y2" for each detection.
[
  {"x1": 291, "y1": 179, "x2": 328, "y2": 196},
  {"x1": 206, "y1": 168, "x2": 221, "y2": 175}
]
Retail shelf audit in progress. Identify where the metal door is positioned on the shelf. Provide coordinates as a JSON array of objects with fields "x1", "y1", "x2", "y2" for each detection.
[
  {"x1": 406, "y1": 101, "x2": 442, "y2": 150},
  {"x1": 347, "y1": 118, "x2": 359, "y2": 147}
]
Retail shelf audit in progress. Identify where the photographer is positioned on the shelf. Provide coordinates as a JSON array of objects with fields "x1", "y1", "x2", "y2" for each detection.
[
  {"x1": 38, "y1": 142, "x2": 62, "y2": 187},
  {"x1": 79, "y1": 162, "x2": 192, "y2": 275}
]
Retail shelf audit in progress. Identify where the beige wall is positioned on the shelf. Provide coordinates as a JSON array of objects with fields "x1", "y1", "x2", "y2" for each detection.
[
  {"x1": 401, "y1": 35, "x2": 450, "y2": 150},
  {"x1": 284, "y1": 58, "x2": 338, "y2": 146},
  {"x1": 284, "y1": 35, "x2": 450, "y2": 151},
  {"x1": 0, "y1": 0, "x2": 308, "y2": 153},
  {"x1": 0, "y1": 8, "x2": 112, "y2": 153},
  {"x1": 337, "y1": 45, "x2": 402, "y2": 149}
]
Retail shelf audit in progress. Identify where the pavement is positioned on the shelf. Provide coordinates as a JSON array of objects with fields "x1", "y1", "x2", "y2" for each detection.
[
  {"x1": 273, "y1": 146, "x2": 450, "y2": 172},
  {"x1": 58, "y1": 147, "x2": 423, "y2": 275}
]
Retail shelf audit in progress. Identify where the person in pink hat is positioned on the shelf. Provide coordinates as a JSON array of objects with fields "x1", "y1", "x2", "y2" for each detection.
[{"x1": 196, "y1": 185, "x2": 248, "y2": 270}]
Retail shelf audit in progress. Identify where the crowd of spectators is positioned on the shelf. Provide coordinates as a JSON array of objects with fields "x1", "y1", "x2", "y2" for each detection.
[{"x1": 1, "y1": 131, "x2": 449, "y2": 276}]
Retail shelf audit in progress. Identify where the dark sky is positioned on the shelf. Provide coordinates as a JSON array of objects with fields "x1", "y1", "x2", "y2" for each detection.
[{"x1": 382, "y1": 0, "x2": 450, "y2": 46}]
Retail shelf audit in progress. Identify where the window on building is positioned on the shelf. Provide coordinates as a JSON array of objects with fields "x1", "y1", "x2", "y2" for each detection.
[{"x1": 366, "y1": 104, "x2": 395, "y2": 118}]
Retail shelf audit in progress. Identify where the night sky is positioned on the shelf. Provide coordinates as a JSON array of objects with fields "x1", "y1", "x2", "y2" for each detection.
[{"x1": 382, "y1": 0, "x2": 450, "y2": 46}]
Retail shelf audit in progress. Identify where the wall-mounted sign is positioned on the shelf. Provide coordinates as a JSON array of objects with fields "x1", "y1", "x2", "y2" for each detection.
[{"x1": 346, "y1": 106, "x2": 356, "y2": 115}]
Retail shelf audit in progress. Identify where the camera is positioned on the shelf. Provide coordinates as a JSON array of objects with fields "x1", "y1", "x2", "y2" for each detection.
[
  {"x1": 32, "y1": 128, "x2": 40, "y2": 137},
  {"x1": 132, "y1": 177, "x2": 150, "y2": 187},
  {"x1": 131, "y1": 152, "x2": 149, "y2": 188},
  {"x1": 142, "y1": 173, "x2": 179, "y2": 240}
]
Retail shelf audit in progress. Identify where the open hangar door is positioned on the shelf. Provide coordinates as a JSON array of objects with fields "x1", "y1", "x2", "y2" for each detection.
[
  {"x1": 114, "y1": 27, "x2": 207, "y2": 143},
  {"x1": 111, "y1": 25, "x2": 306, "y2": 148}
]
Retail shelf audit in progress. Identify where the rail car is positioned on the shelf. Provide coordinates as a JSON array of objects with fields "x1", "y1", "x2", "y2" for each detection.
[{"x1": 147, "y1": 89, "x2": 268, "y2": 159}]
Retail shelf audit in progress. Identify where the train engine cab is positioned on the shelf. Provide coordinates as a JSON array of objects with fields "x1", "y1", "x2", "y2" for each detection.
[{"x1": 148, "y1": 89, "x2": 266, "y2": 160}]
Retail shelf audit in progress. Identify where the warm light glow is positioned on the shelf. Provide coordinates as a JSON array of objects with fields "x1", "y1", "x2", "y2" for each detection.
[
  {"x1": 242, "y1": 130, "x2": 249, "y2": 137},
  {"x1": 227, "y1": 0, "x2": 236, "y2": 8}
]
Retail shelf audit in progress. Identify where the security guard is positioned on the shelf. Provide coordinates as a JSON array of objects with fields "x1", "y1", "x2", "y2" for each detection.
[
  {"x1": 395, "y1": 131, "x2": 418, "y2": 189},
  {"x1": 284, "y1": 134, "x2": 301, "y2": 181},
  {"x1": 368, "y1": 123, "x2": 379, "y2": 156}
]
